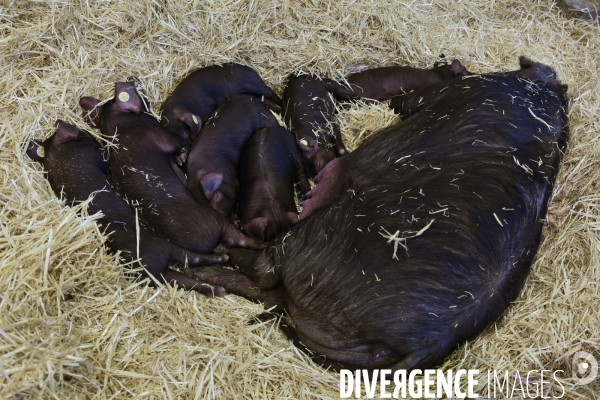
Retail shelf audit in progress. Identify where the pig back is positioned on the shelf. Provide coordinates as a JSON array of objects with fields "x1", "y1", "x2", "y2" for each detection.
[
  {"x1": 282, "y1": 75, "x2": 337, "y2": 131},
  {"x1": 237, "y1": 126, "x2": 301, "y2": 224},
  {"x1": 42, "y1": 131, "x2": 171, "y2": 261},
  {"x1": 278, "y1": 74, "x2": 568, "y2": 369},
  {"x1": 106, "y1": 116, "x2": 198, "y2": 218},
  {"x1": 186, "y1": 95, "x2": 280, "y2": 178},
  {"x1": 44, "y1": 133, "x2": 136, "y2": 222},
  {"x1": 162, "y1": 64, "x2": 279, "y2": 122},
  {"x1": 348, "y1": 66, "x2": 443, "y2": 101}
]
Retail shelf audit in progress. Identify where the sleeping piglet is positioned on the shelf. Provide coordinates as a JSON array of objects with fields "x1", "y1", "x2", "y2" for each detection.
[
  {"x1": 347, "y1": 59, "x2": 469, "y2": 101},
  {"x1": 237, "y1": 126, "x2": 310, "y2": 243},
  {"x1": 160, "y1": 63, "x2": 283, "y2": 144},
  {"x1": 185, "y1": 95, "x2": 283, "y2": 217},
  {"x1": 79, "y1": 82, "x2": 264, "y2": 254},
  {"x1": 282, "y1": 74, "x2": 357, "y2": 177},
  {"x1": 26, "y1": 120, "x2": 227, "y2": 297}
]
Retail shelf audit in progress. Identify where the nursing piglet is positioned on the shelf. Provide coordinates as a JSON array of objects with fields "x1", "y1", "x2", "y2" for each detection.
[
  {"x1": 160, "y1": 63, "x2": 282, "y2": 143},
  {"x1": 79, "y1": 82, "x2": 264, "y2": 253},
  {"x1": 282, "y1": 74, "x2": 357, "y2": 177},
  {"x1": 27, "y1": 121, "x2": 227, "y2": 296},
  {"x1": 185, "y1": 95, "x2": 282, "y2": 217},
  {"x1": 347, "y1": 59, "x2": 469, "y2": 101},
  {"x1": 237, "y1": 126, "x2": 310, "y2": 243}
]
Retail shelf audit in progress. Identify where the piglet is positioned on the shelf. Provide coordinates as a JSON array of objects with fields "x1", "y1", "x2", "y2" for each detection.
[
  {"x1": 160, "y1": 63, "x2": 282, "y2": 143},
  {"x1": 347, "y1": 59, "x2": 469, "y2": 101},
  {"x1": 282, "y1": 74, "x2": 357, "y2": 177},
  {"x1": 79, "y1": 82, "x2": 264, "y2": 254},
  {"x1": 237, "y1": 126, "x2": 310, "y2": 243},
  {"x1": 27, "y1": 120, "x2": 227, "y2": 297},
  {"x1": 185, "y1": 95, "x2": 282, "y2": 217}
]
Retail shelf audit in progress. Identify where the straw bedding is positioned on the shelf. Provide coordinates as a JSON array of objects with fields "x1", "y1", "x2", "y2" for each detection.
[{"x1": 1, "y1": 1, "x2": 599, "y2": 398}]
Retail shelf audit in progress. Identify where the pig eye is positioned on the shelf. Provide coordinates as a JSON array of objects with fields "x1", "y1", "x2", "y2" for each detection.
[
  {"x1": 299, "y1": 139, "x2": 309, "y2": 146},
  {"x1": 36, "y1": 146, "x2": 45, "y2": 158}
]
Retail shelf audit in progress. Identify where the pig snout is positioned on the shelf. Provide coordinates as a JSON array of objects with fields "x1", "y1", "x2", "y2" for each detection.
[
  {"x1": 312, "y1": 149, "x2": 336, "y2": 175},
  {"x1": 297, "y1": 141, "x2": 336, "y2": 177}
]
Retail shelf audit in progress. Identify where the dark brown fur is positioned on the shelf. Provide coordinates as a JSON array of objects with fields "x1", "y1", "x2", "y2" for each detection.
[
  {"x1": 185, "y1": 95, "x2": 280, "y2": 217},
  {"x1": 282, "y1": 74, "x2": 357, "y2": 177},
  {"x1": 79, "y1": 82, "x2": 265, "y2": 254},
  {"x1": 347, "y1": 59, "x2": 469, "y2": 101},
  {"x1": 27, "y1": 121, "x2": 227, "y2": 297},
  {"x1": 237, "y1": 126, "x2": 310, "y2": 243},
  {"x1": 191, "y1": 58, "x2": 569, "y2": 371},
  {"x1": 160, "y1": 63, "x2": 282, "y2": 143}
]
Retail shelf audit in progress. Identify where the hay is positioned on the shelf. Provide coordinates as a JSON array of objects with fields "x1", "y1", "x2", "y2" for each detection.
[{"x1": 1, "y1": 0, "x2": 599, "y2": 398}]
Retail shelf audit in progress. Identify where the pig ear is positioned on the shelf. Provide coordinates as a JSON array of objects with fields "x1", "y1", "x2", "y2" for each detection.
[
  {"x1": 287, "y1": 212, "x2": 299, "y2": 225},
  {"x1": 80, "y1": 97, "x2": 103, "y2": 128},
  {"x1": 518, "y1": 56, "x2": 534, "y2": 70},
  {"x1": 26, "y1": 140, "x2": 44, "y2": 164},
  {"x1": 55, "y1": 120, "x2": 80, "y2": 144},
  {"x1": 175, "y1": 109, "x2": 202, "y2": 140},
  {"x1": 113, "y1": 82, "x2": 142, "y2": 114},
  {"x1": 244, "y1": 217, "x2": 268, "y2": 243},
  {"x1": 450, "y1": 60, "x2": 467, "y2": 77},
  {"x1": 200, "y1": 172, "x2": 223, "y2": 200}
]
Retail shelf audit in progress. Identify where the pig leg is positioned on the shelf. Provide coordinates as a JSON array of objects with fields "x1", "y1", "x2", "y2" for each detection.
[
  {"x1": 171, "y1": 161, "x2": 187, "y2": 186},
  {"x1": 299, "y1": 157, "x2": 345, "y2": 219},
  {"x1": 254, "y1": 84, "x2": 283, "y2": 113},
  {"x1": 296, "y1": 164, "x2": 312, "y2": 195},
  {"x1": 248, "y1": 314, "x2": 395, "y2": 372},
  {"x1": 221, "y1": 244, "x2": 283, "y2": 290},
  {"x1": 222, "y1": 224, "x2": 268, "y2": 250},
  {"x1": 280, "y1": 321, "x2": 403, "y2": 371},
  {"x1": 386, "y1": 351, "x2": 432, "y2": 372},
  {"x1": 171, "y1": 246, "x2": 229, "y2": 266},
  {"x1": 226, "y1": 247, "x2": 262, "y2": 271},
  {"x1": 209, "y1": 245, "x2": 282, "y2": 290},
  {"x1": 141, "y1": 246, "x2": 228, "y2": 278},
  {"x1": 323, "y1": 79, "x2": 357, "y2": 101},
  {"x1": 189, "y1": 267, "x2": 287, "y2": 311},
  {"x1": 331, "y1": 122, "x2": 347, "y2": 156},
  {"x1": 175, "y1": 147, "x2": 188, "y2": 166},
  {"x1": 161, "y1": 268, "x2": 226, "y2": 297},
  {"x1": 261, "y1": 98, "x2": 283, "y2": 114}
]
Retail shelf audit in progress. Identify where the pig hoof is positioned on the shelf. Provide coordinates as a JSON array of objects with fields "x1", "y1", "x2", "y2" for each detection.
[
  {"x1": 208, "y1": 254, "x2": 228, "y2": 264},
  {"x1": 176, "y1": 148, "x2": 188, "y2": 166},
  {"x1": 212, "y1": 244, "x2": 231, "y2": 257},
  {"x1": 212, "y1": 285, "x2": 227, "y2": 297},
  {"x1": 196, "y1": 283, "x2": 227, "y2": 298}
]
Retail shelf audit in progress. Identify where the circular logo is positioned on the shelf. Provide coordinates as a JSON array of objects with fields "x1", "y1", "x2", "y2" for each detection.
[
  {"x1": 572, "y1": 351, "x2": 598, "y2": 386},
  {"x1": 36, "y1": 146, "x2": 45, "y2": 158},
  {"x1": 192, "y1": 114, "x2": 198, "y2": 124},
  {"x1": 118, "y1": 91, "x2": 130, "y2": 102}
]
